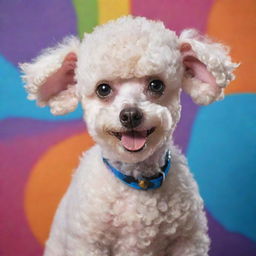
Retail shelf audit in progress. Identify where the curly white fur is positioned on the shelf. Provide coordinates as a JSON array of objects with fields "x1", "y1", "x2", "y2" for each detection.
[
  {"x1": 180, "y1": 29, "x2": 239, "y2": 105},
  {"x1": 19, "y1": 36, "x2": 80, "y2": 114},
  {"x1": 20, "y1": 16, "x2": 238, "y2": 256},
  {"x1": 76, "y1": 16, "x2": 182, "y2": 98},
  {"x1": 44, "y1": 144, "x2": 210, "y2": 256}
]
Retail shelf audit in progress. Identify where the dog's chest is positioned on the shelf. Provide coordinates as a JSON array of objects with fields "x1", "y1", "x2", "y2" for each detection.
[
  {"x1": 84, "y1": 178, "x2": 188, "y2": 253},
  {"x1": 111, "y1": 188, "x2": 186, "y2": 230},
  {"x1": 76, "y1": 150, "x2": 193, "y2": 253}
]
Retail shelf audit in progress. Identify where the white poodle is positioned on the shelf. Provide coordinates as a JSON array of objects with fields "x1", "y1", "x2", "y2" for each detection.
[{"x1": 20, "y1": 16, "x2": 238, "y2": 256}]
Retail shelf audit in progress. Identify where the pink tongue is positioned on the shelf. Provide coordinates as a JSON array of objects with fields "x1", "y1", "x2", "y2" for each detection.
[{"x1": 121, "y1": 131, "x2": 147, "y2": 151}]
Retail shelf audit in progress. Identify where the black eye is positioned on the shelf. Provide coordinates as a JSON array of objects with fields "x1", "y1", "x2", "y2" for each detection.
[
  {"x1": 96, "y1": 83, "x2": 112, "y2": 98},
  {"x1": 148, "y1": 80, "x2": 165, "y2": 95}
]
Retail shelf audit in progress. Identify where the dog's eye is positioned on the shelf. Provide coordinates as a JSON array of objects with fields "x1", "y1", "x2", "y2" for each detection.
[
  {"x1": 148, "y1": 80, "x2": 165, "y2": 95},
  {"x1": 96, "y1": 83, "x2": 112, "y2": 98}
]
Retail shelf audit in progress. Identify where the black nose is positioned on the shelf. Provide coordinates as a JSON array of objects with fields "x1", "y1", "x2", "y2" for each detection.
[{"x1": 119, "y1": 107, "x2": 143, "y2": 129}]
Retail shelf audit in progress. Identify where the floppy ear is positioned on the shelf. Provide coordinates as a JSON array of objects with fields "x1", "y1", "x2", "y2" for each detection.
[
  {"x1": 20, "y1": 36, "x2": 80, "y2": 115},
  {"x1": 179, "y1": 29, "x2": 239, "y2": 105}
]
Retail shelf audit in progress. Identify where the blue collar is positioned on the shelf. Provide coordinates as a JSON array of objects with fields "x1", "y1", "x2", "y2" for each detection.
[{"x1": 103, "y1": 150, "x2": 171, "y2": 191}]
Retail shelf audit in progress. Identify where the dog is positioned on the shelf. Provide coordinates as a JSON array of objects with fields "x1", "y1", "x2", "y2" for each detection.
[{"x1": 20, "y1": 16, "x2": 238, "y2": 256}]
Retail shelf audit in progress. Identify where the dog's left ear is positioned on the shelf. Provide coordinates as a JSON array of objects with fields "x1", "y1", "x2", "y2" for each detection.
[{"x1": 179, "y1": 29, "x2": 239, "y2": 105}]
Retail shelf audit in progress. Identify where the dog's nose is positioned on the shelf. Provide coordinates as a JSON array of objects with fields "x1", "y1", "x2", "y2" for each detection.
[{"x1": 119, "y1": 107, "x2": 143, "y2": 129}]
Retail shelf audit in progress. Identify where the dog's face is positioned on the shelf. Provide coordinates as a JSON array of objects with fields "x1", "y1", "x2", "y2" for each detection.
[
  {"x1": 21, "y1": 16, "x2": 237, "y2": 164},
  {"x1": 81, "y1": 77, "x2": 181, "y2": 163},
  {"x1": 75, "y1": 17, "x2": 184, "y2": 163}
]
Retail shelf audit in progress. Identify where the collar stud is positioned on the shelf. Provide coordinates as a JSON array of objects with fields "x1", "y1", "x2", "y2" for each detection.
[{"x1": 138, "y1": 180, "x2": 149, "y2": 189}]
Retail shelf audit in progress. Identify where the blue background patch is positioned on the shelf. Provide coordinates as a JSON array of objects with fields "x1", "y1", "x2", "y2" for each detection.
[{"x1": 187, "y1": 94, "x2": 256, "y2": 241}]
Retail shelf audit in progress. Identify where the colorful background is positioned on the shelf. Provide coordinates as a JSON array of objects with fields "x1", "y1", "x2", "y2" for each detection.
[{"x1": 0, "y1": 0, "x2": 255, "y2": 255}]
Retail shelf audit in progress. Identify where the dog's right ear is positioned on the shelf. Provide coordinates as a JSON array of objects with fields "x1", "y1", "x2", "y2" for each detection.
[{"x1": 20, "y1": 36, "x2": 80, "y2": 115}]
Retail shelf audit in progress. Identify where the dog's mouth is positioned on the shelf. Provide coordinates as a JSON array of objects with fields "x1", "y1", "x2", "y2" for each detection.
[{"x1": 110, "y1": 127, "x2": 155, "y2": 152}]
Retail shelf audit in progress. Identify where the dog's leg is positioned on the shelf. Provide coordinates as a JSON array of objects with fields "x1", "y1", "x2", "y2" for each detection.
[
  {"x1": 43, "y1": 194, "x2": 70, "y2": 256},
  {"x1": 165, "y1": 209, "x2": 210, "y2": 256},
  {"x1": 166, "y1": 221, "x2": 210, "y2": 256},
  {"x1": 45, "y1": 233, "x2": 112, "y2": 256},
  {"x1": 166, "y1": 233, "x2": 210, "y2": 256}
]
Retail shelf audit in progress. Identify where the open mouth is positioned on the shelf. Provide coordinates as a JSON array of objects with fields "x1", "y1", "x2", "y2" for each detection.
[{"x1": 110, "y1": 127, "x2": 155, "y2": 152}]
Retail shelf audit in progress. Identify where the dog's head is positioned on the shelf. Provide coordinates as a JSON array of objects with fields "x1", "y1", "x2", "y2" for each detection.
[{"x1": 20, "y1": 16, "x2": 238, "y2": 163}]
